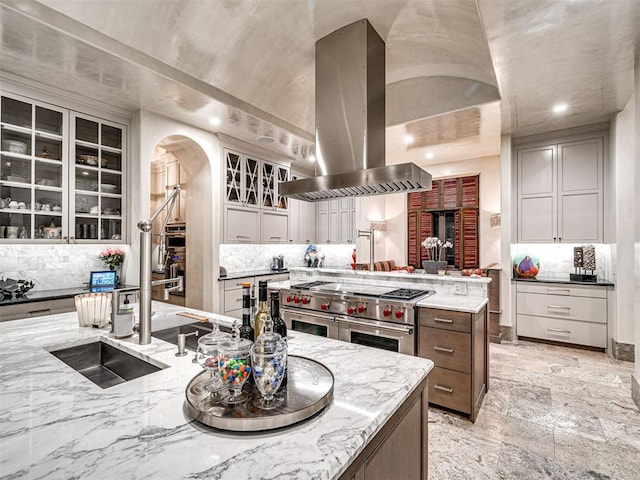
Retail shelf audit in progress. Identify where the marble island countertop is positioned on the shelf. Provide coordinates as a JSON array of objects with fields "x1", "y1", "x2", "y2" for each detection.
[
  {"x1": 289, "y1": 266, "x2": 492, "y2": 284},
  {"x1": 0, "y1": 302, "x2": 433, "y2": 479}
]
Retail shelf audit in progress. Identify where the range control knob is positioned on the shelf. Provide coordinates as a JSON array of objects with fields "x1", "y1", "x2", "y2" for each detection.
[
  {"x1": 321, "y1": 303, "x2": 330, "y2": 311},
  {"x1": 302, "y1": 297, "x2": 310, "y2": 304},
  {"x1": 286, "y1": 295, "x2": 293, "y2": 303},
  {"x1": 357, "y1": 305, "x2": 366, "y2": 314},
  {"x1": 383, "y1": 307, "x2": 392, "y2": 317},
  {"x1": 294, "y1": 296, "x2": 301, "y2": 303},
  {"x1": 347, "y1": 306, "x2": 355, "y2": 315},
  {"x1": 395, "y1": 310, "x2": 404, "y2": 319}
]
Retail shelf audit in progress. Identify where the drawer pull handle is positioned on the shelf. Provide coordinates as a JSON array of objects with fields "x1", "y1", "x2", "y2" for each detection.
[
  {"x1": 547, "y1": 288, "x2": 570, "y2": 293},
  {"x1": 548, "y1": 305, "x2": 570, "y2": 310},
  {"x1": 235, "y1": 298, "x2": 242, "y2": 302},
  {"x1": 434, "y1": 317, "x2": 454, "y2": 324},
  {"x1": 434, "y1": 384, "x2": 454, "y2": 393},
  {"x1": 29, "y1": 308, "x2": 51, "y2": 315},
  {"x1": 434, "y1": 346, "x2": 454, "y2": 353},
  {"x1": 547, "y1": 328, "x2": 571, "y2": 334}
]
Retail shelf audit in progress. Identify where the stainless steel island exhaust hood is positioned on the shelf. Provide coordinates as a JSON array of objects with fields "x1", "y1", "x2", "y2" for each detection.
[{"x1": 280, "y1": 19, "x2": 432, "y2": 202}]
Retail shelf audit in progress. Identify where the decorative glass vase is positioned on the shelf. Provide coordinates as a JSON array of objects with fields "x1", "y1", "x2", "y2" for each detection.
[{"x1": 423, "y1": 260, "x2": 447, "y2": 274}]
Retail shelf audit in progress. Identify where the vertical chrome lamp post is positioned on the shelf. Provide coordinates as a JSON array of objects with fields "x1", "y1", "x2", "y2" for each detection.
[{"x1": 138, "y1": 185, "x2": 181, "y2": 345}]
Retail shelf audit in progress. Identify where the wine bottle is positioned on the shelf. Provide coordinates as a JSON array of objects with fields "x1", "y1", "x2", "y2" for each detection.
[
  {"x1": 253, "y1": 280, "x2": 269, "y2": 338},
  {"x1": 239, "y1": 282, "x2": 254, "y2": 341},
  {"x1": 270, "y1": 291, "x2": 288, "y2": 387}
]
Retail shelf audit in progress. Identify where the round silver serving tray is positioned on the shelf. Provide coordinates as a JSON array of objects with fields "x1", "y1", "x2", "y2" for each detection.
[{"x1": 184, "y1": 355, "x2": 334, "y2": 432}]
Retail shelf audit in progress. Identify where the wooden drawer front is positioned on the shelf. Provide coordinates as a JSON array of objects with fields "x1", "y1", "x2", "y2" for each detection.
[
  {"x1": 517, "y1": 314, "x2": 607, "y2": 348},
  {"x1": 419, "y1": 308, "x2": 471, "y2": 333},
  {"x1": 517, "y1": 292, "x2": 606, "y2": 324},
  {"x1": 419, "y1": 327, "x2": 471, "y2": 373},
  {"x1": 429, "y1": 367, "x2": 471, "y2": 414},
  {"x1": 516, "y1": 282, "x2": 606, "y2": 299},
  {"x1": 1, "y1": 298, "x2": 75, "y2": 322},
  {"x1": 224, "y1": 289, "x2": 243, "y2": 311}
]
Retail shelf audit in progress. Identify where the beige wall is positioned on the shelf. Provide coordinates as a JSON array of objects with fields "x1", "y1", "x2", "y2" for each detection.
[{"x1": 383, "y1": 156, "x2": 502, "y2": 268}]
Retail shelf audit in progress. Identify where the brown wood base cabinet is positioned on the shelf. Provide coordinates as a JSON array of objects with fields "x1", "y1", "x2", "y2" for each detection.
[
  {"x1": 418, "y1": 306, "x2": 488, "y2": 422},
  {"x1": 338, "y1": 375, "x2": 429, "y2": 480}
]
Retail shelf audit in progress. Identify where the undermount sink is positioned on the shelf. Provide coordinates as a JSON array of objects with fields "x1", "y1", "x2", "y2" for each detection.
[
  {"x1": 49, "y1": 340, "x2": 165, "y2": 389},
  {"x1": 152, "y1": 321, "x2": 231, "y2": 352}
]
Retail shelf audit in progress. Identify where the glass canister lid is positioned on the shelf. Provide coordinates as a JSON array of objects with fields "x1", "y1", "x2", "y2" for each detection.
[
  {"x1": 251, "y1": 316, "x2": 286, "y2": 356},
  {"x1": 197, "y1": 319, "x2": 227, "y2": 347},
  {"x1": 217, "y1": 321, "x2": 253, "y2": 355}
]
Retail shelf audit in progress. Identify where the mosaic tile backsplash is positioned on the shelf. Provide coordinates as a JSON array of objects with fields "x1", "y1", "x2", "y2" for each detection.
[
  {"x1": 219, "y1": 244, "x2": 356, "y2": 272},
  {"x1": 0, "y1": 245, "x2": 131, "y2": 291}
]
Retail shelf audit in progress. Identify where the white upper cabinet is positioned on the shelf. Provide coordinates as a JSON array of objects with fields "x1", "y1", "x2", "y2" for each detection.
[
  {"x1": 316, "y1": 197, "x2": 358, "y2": 244},
  {"x1": 222, "y1": 147, "x2": 291, "y2": 243},
  {"x1": 0, "y1": 91, "x2": 127, "y2": 243},
  {"x1": 516, "y1": 132, "x2": 604, "y2": 243}
]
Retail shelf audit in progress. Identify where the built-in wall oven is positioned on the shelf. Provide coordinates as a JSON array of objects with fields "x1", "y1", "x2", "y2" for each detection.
[
  {"x1": 280, "y1": 282, "x2": 434, "y2": 355},
  {"x1": 165, "y1": 223, "x2": 186, "y2": 300}
]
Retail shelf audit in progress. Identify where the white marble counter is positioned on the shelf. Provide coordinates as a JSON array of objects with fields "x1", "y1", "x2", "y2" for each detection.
[
  {"x1": 288, "y1": 266, "x2": 490, "y2": 298},
  {"x1": 0, "y1": 302, "x2": 433, "y2": 480},
  {"x1": 416, "y1": 293, "x2": 489, "y2": 313}
]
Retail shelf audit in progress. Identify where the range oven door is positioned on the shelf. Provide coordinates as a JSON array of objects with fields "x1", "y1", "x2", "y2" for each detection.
[
  {"x1": 282, "y1": 308, "x2": 339, "y2": 340},
  {"x1": 336, "y1": 316, "x2": 415, "y2": 355}
]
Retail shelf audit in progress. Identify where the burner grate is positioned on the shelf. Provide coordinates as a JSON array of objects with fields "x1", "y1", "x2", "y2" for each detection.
[
  {"x1": 380, "y1": 288, "x2": 433, "y2": 300},
  {"x1": 290, "y1": 281, "x2": 332, "y2": 290}
]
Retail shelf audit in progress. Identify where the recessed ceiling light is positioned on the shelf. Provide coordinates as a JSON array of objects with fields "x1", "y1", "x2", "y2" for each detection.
[
  {"x1": 209, "y1": 117, "x2": 221, "y2": 126},
  {"x1": 309, "y1": 154, "x2": 316, "y2": 162},
  {"x1": 425, "y1": 152, "x2": 434, "y2": 159},
  {"x1": 552, "y1": 103, "x2": 568, "y2": 114},
  {"x1": 257, "y1": 136, "x2": 276, "y2": 144},
  {"x1": 403, "y1": 135, "x2": 414, "y2": 145}
]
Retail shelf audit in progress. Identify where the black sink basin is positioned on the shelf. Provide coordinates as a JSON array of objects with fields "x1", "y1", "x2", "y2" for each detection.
[
  {"x1": 50, "y1": 340, "x2": 165, "y2": 389},
  {"x1": 152, "y1": 321, "x2": 232, "y2": 352}
]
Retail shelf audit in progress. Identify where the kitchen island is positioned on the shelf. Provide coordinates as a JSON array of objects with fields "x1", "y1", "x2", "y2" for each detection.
[{"x1": 0, "y1": 302, "x2": 433, "y2": 479}]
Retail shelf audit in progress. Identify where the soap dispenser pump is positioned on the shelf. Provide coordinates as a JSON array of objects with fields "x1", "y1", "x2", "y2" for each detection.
[{"x1": 113, "y1": 293, "x2": 134, "y2": 339}]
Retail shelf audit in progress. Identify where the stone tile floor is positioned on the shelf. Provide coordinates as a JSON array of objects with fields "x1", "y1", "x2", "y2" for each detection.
[{"x1": 428, "y1": 340, "x2": 639, "y2": 479}]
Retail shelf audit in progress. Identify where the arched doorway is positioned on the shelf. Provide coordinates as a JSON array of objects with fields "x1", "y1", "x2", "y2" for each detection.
[{"x1": 149, "y1": 135, "x2": 212, "y2": 310}]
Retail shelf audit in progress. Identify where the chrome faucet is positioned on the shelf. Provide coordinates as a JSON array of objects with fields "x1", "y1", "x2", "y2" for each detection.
[
  {"x1": 357, "y1": 228, "x2": 375, "y2": 271},
  {"x1": 137, "y1": 185, "x2": 183, "y2": 345}
]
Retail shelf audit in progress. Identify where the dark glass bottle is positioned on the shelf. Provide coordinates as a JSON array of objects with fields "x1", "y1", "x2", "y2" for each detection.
[
  {"x1": 270, "y1": 290, "x2": 288, "y2": 388},
  {"x1": 253, "y1": 281, "x2": 269, "y2": 338},
  {"x1": 239, "y1": 282, "x2": 255, "y2": 342}
]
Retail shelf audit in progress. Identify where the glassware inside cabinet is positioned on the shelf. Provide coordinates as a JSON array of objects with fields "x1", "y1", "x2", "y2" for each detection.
[
  {"x1": 34, "y1": 191, "x2": 63, "y2": 213},
  {"x1": 35, "y1": 137, "x2": 62, "y2": 161},
  {"x1": 35, "y1": 161, "x2": 62, "y2": 188},
  {"x1": 75, "y1": 192, "x2": 98, "y2": 214},
  {"x1": 75, "y1": 166, "x2": 98, "y2": 191},
  {"x1": 101, "y1": 150, "x2": 121, "y2": 171},
  {"x1": 1, "y1": 155, "x2": 31, "y2": 183},
  {"x1": 101, "y1": 196, "x2": 121, "y2": 216},
  {"x1": 101, "y1": 171, "x2": 121, "y2": 194},
  {"x1": 0, "y1": 212, "x2": 30, "y2": 239},
  {"x1": 75, "y1": 218, "x2": 98, "y2": 240},
  {"x1": 101, "y1": 218, "x2": 121, "y2": 240}
]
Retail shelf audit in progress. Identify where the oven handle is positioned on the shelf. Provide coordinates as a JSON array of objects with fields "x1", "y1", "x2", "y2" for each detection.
[
  {"x1": 335, "y1": 315, "x2": 414, "y2": 335},
  {"x1": 281, "y1": 308, "x2": 337, "y2": 323}
]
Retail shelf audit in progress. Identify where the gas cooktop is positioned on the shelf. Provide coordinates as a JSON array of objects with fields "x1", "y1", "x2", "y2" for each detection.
[{"x1": 303, "y1": 282, "x2": 434, "y2": 301}]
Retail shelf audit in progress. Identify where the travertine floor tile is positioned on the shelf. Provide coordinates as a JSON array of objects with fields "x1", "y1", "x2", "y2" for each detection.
[
  {"x1": 429, "y1": 340, "x2": 639, "y2": 479},
  {"x1": 554, "y1": 430, "x2": 640, "y2": 479}
]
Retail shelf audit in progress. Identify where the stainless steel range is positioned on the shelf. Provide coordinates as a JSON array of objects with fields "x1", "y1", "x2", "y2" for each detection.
[{"x1": 280, "y1": 282, "x2": 435, "y2": 355}]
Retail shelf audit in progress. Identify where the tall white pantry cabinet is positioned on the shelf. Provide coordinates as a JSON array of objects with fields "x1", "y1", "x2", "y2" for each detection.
[{"x1": 515, "y1": 130, "x2": 606, "y2": 244}]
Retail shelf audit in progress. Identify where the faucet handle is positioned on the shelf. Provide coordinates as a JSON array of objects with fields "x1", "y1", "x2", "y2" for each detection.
[{"x1": 176, "y1": 330, "x2": 198, "y2": 357}]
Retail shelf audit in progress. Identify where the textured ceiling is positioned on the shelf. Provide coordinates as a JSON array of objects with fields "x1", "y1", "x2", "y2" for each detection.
[{"x1": 1, "y1": 0, "x2": 638, "y2": 168}]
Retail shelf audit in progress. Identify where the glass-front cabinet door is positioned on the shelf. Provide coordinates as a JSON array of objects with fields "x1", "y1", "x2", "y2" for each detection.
[
  {"x1": 70, "y1": 113, "x2": 125, "y2": 242},
  {"x1": 276, "y1": 165, "x2": 290, "y2": 210},
  {"x1": 0, "y1": 93, "x2": 68, "y2": 241}
]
